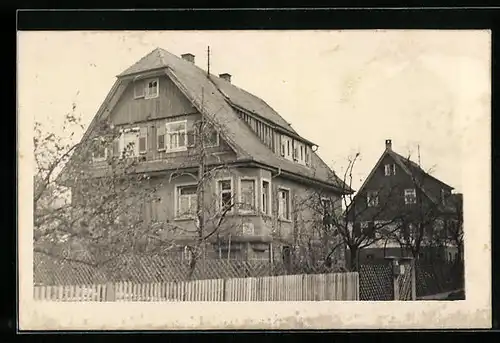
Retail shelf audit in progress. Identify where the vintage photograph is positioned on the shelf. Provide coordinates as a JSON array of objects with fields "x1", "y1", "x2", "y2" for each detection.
[{"x1": 18, "y1": 29, "x2": 490, "y2": 329}]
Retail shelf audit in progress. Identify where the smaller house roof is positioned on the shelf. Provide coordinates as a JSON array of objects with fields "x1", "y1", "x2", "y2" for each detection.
[{"x1": 353, "y1": 140, "x2": 456, "y2": 213}]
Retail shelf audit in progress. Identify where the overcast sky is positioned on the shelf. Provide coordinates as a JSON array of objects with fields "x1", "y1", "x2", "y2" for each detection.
[{"x1": 18, "y1": 30, "x2": 491, "y2": 193}]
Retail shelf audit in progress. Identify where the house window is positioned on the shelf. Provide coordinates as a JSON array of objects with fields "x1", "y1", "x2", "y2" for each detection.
[
  {"x1": 367, "y1": 191, "x2": 379, "y2": 207},
  {"x1": 91, "y1": 137, "x2": 107, "y2": 162},
  {"x1": 182, "y1": 246, "x2": 192, "y2": 261},
  {"x1": 384, "y1": 163, "x2": 396, "y2": 176},
  {"x1": 166, "y1": 120, "x2": 187, "y2": 152},
  {"x1": 200, "y1": 125, "x2": 219, "y2": 148},
  {"x1": 150, "y1": 196, "x2": 161, "y2": 222},
  {"x1": 321, "y1": 198, "x2": 333, "y2": 226},
  {"x1": 278, "y1": 188, "x2": 291, "y2": 220},
  {"x1": 280, "y1": 141, "x2": 286, "y2": 156},
  {"x1": 305, "y1": 147, "x2": 311, "y2": 166},
  {"x1": 362, "y1": 221, "x2": 375, "y2": 238},
  {"x1": 118, "y1": 128, "x2": 140, "y2": 158},
  {"x1": 261, "y1": 180, "x2": 271, "y2": 215},
  {"x1": 218, "y1": 179, "x2": 233, "y2": 211},
  {"x1": 145, "y1": 78, "x2": 159, "y2": 99},
  {"x1": 239, "y1": 179, "x2": 256, "y2": 212},
  {"x1": 404, "y1": 188, "x2": 417, "y2": 205},
  {"x1": 157, "y1": 125, "x2": 166, "y2": 151},
  {"x1": 176, "y1": 184, "x2": 198, "y2": 218}
]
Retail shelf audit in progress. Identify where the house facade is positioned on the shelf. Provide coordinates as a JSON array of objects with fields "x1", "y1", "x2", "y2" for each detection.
[
  {"x1": 347, "y1": 139, "x2": 463, "y2": 264},
  {"x1": 62, "y1": 48, "x2": 352, "y2": 265}
]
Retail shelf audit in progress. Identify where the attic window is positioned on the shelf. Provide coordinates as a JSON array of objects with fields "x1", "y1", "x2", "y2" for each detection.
[
  {"x1": 384, "y1": 164, "x2": 396, "y2": 176},
  {"x1": 145, "y1": 78, "x2": 159, "y2": 99}
]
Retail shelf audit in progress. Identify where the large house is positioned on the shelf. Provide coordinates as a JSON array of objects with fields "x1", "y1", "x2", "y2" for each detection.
[
  {"x1": 347, "y1": 139, "x2": 463, "y2": 263},
  {"x1": 60, "y1": 48, "x2": 352, "y2": 264}
]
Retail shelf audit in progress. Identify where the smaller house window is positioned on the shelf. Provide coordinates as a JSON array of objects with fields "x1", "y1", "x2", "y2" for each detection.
[
  {"x1": 176, "y1": 185, "x2": 198, "y2": 218},
  {"x1": 441, "y1": 189, "x2": 447, "y2": 205},
  {"x1": 261, "y1": 180, "x2": 271, "y2": 215},
  {"x1": 218, "y1": 179, "x2": 233, "y2": 211},
  {"x1": 367, "y1": 191, "x2": 379, "y2": 207},
  {"x1": 384, "y1": 163, "x2": 396, "y2": 176},
  {"x1": 240, "y1": 179, "x2": 256, "y2": 213},
  {"x1": 145, "y1": 79, "x2": 159, "y2": 99},
  {"x1": 404, "y1": 188, "x2": 417, "y2": 205},
  {"x1": 278, "y1": 188, "x2": 291, "y2": 220}
]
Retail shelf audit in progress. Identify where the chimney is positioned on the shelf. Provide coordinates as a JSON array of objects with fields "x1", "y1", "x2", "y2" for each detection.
[
  {"x1": 385, "y1": 139, "x2": 392, "y2": 150},
  {"x1": 219, "y1": 73, "x2": 232, "y2": 83},
  {"x1": 181, "y1": 53, "x2": 195, "y2": 64}
]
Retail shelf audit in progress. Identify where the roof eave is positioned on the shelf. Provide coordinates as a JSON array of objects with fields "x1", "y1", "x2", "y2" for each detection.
[{"x1": 117, "y1": 66, "x2": 170, "y2": 79}]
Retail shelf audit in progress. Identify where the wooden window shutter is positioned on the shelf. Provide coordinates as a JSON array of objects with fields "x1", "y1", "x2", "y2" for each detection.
[
  {"x1": 187, "y1": 130, "x2": 195, "y2": 147},
  {"x1": 139, "y1": 127, "x2": 148, "y2": 153},
  {"x1": 134, "y1": 81, "x2": 144, "y2": 99},
  {"x1": 157, "y1": 125, "x2": 165, "y2": 150},
  {"x1": 112, "y1": 139, "x2": 120, "y2": 157}
]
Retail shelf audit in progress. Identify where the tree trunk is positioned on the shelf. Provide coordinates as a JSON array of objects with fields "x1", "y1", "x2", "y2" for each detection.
[{"x1": 348, "y1": 245, "x2": 358, "y2": 272}]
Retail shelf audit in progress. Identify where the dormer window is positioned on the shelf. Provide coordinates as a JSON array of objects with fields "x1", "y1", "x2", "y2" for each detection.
[
  {"x1": 384, "y1": 163, "x2": 396, "y2": 176},
  {"x1": 145, "y1": 79, "x2": 159, "y2": 99}
]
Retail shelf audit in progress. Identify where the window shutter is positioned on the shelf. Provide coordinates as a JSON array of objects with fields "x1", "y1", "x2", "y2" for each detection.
[
  {"x1": 134, "y1": 81, "x2": 144, "y2": 99},
  {"x1": 112, "y1": 139, "x2": 120, "y2": 157},
  {"x1": 157, "y1": 125, "x2": 165, "y2": 150},
  {"x1": 139, "y1": 127, "x2": 148, "y2": 153},
  {"x1": 187, "y1": 130, "x2": 195, "y2": 147}
]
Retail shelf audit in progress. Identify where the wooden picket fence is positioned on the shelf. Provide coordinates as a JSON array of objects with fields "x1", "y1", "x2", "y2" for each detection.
[{"x1": 33, "y1": 272, "x2": 359, "y2": 302}]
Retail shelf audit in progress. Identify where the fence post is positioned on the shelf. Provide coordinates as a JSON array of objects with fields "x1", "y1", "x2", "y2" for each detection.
[{"x1": 105, "y1": 282, "x2": 115, "y2": 301}]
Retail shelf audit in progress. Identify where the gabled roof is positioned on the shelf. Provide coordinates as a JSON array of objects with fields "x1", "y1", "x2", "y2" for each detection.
[
  {"x1": 355, "y1": 142, "x2": 455, "y2": 212},
  {"x1": 65, "y1": 48, "x2": 351, "y2": 193}
]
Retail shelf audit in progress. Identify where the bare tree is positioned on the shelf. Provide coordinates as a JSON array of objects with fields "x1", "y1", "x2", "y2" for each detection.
[
  {"x1": 293, "y1": 152, "x2": 414, "y2": 272},
  {"x1": 390, "y1": 155, "x2": 447, "y2": 261},
  {"x1": 33, "y1": 92, "x2": 241, "y2": 280}
]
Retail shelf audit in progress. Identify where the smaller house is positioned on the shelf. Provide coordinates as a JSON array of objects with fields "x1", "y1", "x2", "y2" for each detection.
[{"x1": 347, "y1": 139, "x2": 463, "y2": 264}]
